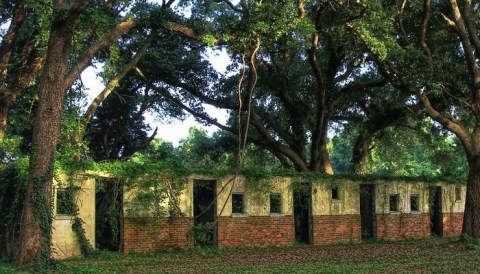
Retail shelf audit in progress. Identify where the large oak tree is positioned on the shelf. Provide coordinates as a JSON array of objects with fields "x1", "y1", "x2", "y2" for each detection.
[{"x1": 349, "y1": 0, "x2": 480, "y2": 237}]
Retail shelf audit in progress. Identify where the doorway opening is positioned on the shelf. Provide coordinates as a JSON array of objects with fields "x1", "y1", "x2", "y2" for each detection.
[
  {"x1": 96, "y1": 177, "x2": 123, "y2": 251},
  {"x1": 293, "y1": 182, "x2": 312, "y2": 244},
  {"x1": 193, "y1": 180, "x2": 217, "y2": 247},
  {"x1": 360, "y1": 184, "x2": 376, "y2": 240},
  {"x1": 430, "y1": 186, "x2": 443, "y2": 236}
]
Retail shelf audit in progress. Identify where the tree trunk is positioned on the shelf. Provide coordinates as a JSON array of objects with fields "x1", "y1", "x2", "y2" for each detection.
[
  {"x1": 0, "y1": 98, "x2": 11, "y2": 139},
  {"x1": 319, "y1": 137, "x2": 334, "y2": 174},
  {"x1": 15, "y1": 2, "x2": 88, "y2": 266},
  {"x1": 349, "y1": 131, "x2": 373, "y2": 175},
  {"x1": 15, "y1": 32, "x2": 68, "y2": 266},
  {"x1": 462, "y1": 154, "x2": 480, "y2": 238}
]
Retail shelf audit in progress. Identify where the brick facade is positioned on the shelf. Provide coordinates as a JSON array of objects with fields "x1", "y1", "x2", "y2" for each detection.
[
  {"x1": 376, "y1": 213, "x2": 430, "y2": 241},
  {"x1": 217, "y1": 216, "x2": 294, "y2": 248},
  {"x1": 123, "y1": 217, "x2": 192, "y2": 253},
  {"x1": 312, "y1": 214, "x2": 361, "y2": 244},
  {"x1": 442, "y1": 212, "x2": 463, "y2": 237}
]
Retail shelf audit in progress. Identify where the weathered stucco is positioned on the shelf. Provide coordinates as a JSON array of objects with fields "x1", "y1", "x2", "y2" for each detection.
[
  {"x1": 374, "y1": 181, "x2": 465, "y2": 214},
  {"x1": 216, "y1": 176, "x2": 293, "y2": 216},
  {"x1": 121, "y1": 175, "x2": 466, "y2": 252},
  {"x1": 52, "y1": 173, "x2": 95, "y2": 259},
  {"x1": 312, "y1": 180, "x2": 360, "y2": 215},
  {"x1": 375, "y1": 181, "x2": 429, "y2": 214},
  {"x1": 442, "y1": 184, "x2": 465, "y2": 213}
]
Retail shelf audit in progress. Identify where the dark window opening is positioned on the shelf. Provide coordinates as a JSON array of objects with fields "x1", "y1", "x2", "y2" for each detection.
[
  {"x1": 455, "y1": 186, "x2": 461, "y2": 201},
  {"x1": 270, "y1": 193, "x2": 282, "y2": 214},
  {"x1": 232, "y1": 193, "x2": 244, "y2": 214},
  {"x1": 56, "y1": 187, "x2": 78, "y2": 215},
  {"x1": 332, "y1": 186, "x2": 339, "y2": 200},
  {"x1": 389, "y1": 195, "x2": 399, "y2": 212},
  {"x1": 410, "y1": 195, "x2": 419, "y2": 212}
]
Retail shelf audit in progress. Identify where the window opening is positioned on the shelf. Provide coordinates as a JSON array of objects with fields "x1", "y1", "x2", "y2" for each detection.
[
  {"x1": 232, "y1": 193, "x2": 244, "y2": 214},
  {"x1": 455, "y1": 186, "x2": 461, "y2": 201},
  {"x1": 389, "y1": 195, "x2": 399, "y2": 212},
  {"x1": 410, "y1": 195, "x2": 419, "y2": 212},
  {"x1": 331, "y1": 186, "x2": 339, "y2": 200},
  {"x1": 56, "y1": 187, "x2": 78, "y2": 215},
  {"x1": 270, "y1": 193, "x2": 282, "y2": 214}
]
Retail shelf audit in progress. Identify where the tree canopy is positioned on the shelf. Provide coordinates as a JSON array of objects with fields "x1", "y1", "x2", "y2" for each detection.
[{"x1": 0, "y1": 0, "x2": 479, "y2": 268}]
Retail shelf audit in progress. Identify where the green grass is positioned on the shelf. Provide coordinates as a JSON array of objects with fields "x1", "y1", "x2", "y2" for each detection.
[{"x1": 1, "y1": 238, "x2": 480, "y2": 273}]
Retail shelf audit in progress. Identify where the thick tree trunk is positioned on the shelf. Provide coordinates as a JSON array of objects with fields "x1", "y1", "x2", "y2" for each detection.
[
  {"x1": 15, "y1": 33, "x2": 68, "y2": 267},
  {"x1": 15, "y1": 1, "x2": 88, "y2": 266},
  {"x1": 349, "y1": 131, "x2": 373, "y2": 175},
  {"x1": 462, "y1": 154, "x2": 480, "y2": 238},
  {"x1": 319, "y1": 138, "x2": 334, "y2": 175}
]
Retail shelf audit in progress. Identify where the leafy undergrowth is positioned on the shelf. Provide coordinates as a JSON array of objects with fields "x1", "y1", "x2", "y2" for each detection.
[{"x1": 2, "y1": 238, "x2": 480, "y2": 273}]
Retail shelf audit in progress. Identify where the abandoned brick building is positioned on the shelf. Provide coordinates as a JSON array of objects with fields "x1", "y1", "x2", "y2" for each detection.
[{"x1": 121, "y1": 176, "x2": 465, "y2": 253}]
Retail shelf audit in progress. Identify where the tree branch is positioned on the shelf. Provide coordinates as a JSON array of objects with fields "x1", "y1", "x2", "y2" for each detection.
[
  {"x1": 463, "y1": 0, "x2": 480, "y2": 60},
  {"x1": 419, "y1": 91, "x2": 472, "y2": 151},
  {"x1": 65, "y1": 19, "x2": 141, "y2": 88},
  {"x1": 83, "y1": 35, "x2": 153, "y2": 123},
  {"x1": 420, "y1": 0, "x2": 432, "y2": 61},
  {"x1": 214, "y1": 0, "x2": 243, "y2": 12}
]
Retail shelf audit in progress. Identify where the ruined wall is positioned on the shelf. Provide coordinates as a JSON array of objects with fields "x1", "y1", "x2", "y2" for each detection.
[
  {"x1": 374, "y1": 181, "x2": 431, "y2": 240},
  {"x1": 52, "y1": 173, "x2": 96, "y2": 259},
  {"x1": 122, "y1": 176, "x2": 194, "y2": 253},
  {"x1": 217, "y1": 176, "x2": 294, "y2": 248},
  {"x1": 311, "y1": 180, "x2": 361, "y2": 244},
  {"x1": 374, "y1": 182, "x2": 465, "y2": 240},
  {"x1": 123, "y1": 217, "x2": 192, "y2": 253},
  {"x1": 442, "y1": 184, "x2": 465, "y2": 237},
  {"x1": 122, "y1": 176, "x2": 466, "y2": 253}
]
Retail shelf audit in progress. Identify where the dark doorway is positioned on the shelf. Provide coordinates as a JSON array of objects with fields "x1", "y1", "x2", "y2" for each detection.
[
  {"x1": 360, "y1": 184, "x2": 376, "y2": 240},
  {"x1": 293, "y1": 183, "x2": 312, "y2": 244},
  {"x1": 193, "y1": 180, "x2": 217, "y2": 247},
  {"x1": 96, "y1": 177, "x2": 123, "y2": 251},
  {"x1": 430, "y1": 186, "x2": 443, "y2": 236}
]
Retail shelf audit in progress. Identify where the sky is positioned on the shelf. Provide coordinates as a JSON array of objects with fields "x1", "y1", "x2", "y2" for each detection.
[{"x1": 81, "y1": 48, "x2": 231, "y2": 147}]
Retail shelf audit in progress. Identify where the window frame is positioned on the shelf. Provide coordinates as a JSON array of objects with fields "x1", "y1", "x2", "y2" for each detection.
[
  {"x1": 389, "y1": 194, "x2": 399, "y2": 213},
  {"x1": 55, "y1": 186, "x2": 78, "y2": 216},
  {"x1": 455, "y1": 186, "x2": 462, "y2": 202},
  {"x1": 331, "y1": 186, "x2": 340, "y2": 201},
  {"x1": 231, "y1": 192, "x2": 245, "y2": 215},
  {"x1": 269, "y1": 193, "x2": 282, "y2": 214},
  {"x1": 410, "y1": 194, "x2": 419, "y2": 212}
]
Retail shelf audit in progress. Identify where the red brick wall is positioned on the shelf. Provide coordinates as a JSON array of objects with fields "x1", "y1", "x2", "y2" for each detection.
[
  {"x1": 312, "y1": 214, "x2": 361, "y2": 244},
  {"x1": 217, "y1": 216, "x2": 294, "y2": 248},
  {"x1": 443, "y1": 213, "x2": 463, "y2": 237},
  {"x1": 376, "y1": 213, "x2": 430, "y2": 241},
  {"x1": 123, "y1": 217, "x2": 192, "y2": 253}
]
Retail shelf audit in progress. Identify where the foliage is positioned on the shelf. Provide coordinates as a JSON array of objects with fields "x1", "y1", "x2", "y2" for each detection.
[
  {"x1": 330, "y1": 118, "x2": 467, "y2": 180},
  {"x1": 190, "y1": 222, "x2": 216, "y2": 247},
  {"x1": 0, "y1": 158, "x2": 29, "y2": 259},
  {"x1": 8, "y1": 238, "x2": 477, "y2": 273},
  {"x1": 72, "y1": 217, "x2": 98, "y2": 258}
]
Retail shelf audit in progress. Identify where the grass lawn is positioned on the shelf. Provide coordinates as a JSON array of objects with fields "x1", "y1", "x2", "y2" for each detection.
[{"x1": 2, "y1": 238, "x2": 480, "y2": 273}]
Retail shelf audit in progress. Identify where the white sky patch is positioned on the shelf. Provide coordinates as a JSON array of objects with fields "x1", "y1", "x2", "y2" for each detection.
[{"x1": 81, "y1": 49, "x2": 231, "y2": 147}]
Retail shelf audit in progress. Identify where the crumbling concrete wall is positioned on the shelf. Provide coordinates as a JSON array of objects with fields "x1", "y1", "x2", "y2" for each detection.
[{"x1": 52, "y1": 173, "x2": 95, "y2": 259}]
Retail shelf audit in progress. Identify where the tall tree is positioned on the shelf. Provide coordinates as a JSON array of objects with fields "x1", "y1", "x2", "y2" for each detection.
[
  {"x1": 16, "y1": 1, "x2": 91, "y2": 266},
  {"x1": 14, "y1": 0, "x2": 151, "y2": 265},
  {"x1": 0, "y1": 1, "x2": 47, "y2": 138},
  {"x1": 14, "y1": 0, "x2": 231, "y2": 264},
  {"x1": 149, "y1": 0, "x2": 386, "y2": 173},
  {"x1": 348, "y1": 0, "x2": 480, "y2": 237}
]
